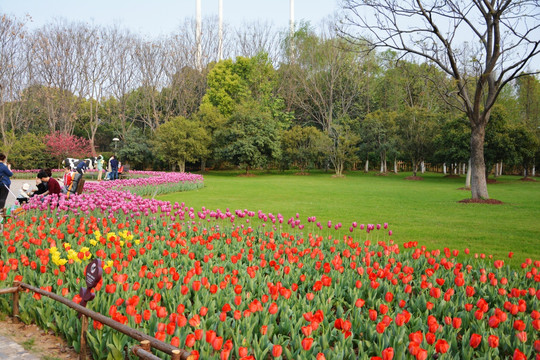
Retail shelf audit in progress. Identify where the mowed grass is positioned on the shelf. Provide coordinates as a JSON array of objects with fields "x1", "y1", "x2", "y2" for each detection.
[{"x1": 157, "y1": 170, "x2": 540, "y2": 266}]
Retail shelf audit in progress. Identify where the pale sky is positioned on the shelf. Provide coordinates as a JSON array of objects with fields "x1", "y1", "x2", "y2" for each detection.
[{"x1": 0, "y1": 0, "x2": 341, "y2": 38}]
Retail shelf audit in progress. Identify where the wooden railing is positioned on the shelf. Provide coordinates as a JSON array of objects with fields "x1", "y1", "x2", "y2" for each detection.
[{"x1": 0, "y1": 281, "x2": 196, "y2": 360}]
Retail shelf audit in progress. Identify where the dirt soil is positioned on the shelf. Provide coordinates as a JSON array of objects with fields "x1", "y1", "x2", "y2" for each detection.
[
  {"x1": 520, "y1": 177, "x2": 537, "y2": 182},
  {"x1": 458, "y1": 198, "x2": 504, "y2": 204},
  {"x1": 404, "y1": 176, "x2": 423, "y2": 181},
  {"x1": 0, "y1": 315, "x2": 81, "y2": 359}
]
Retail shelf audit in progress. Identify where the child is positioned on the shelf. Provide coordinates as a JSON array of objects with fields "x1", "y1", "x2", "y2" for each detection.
[{"x1": 17, "y1": 183, "x2": 31, "y2": 204}]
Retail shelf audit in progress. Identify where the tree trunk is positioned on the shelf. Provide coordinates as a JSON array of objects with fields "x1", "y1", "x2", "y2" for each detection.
[
  {"x1": 200, "y1": 158, "x2": 206, "y2": 172},
  {"x1": 412, "y1": 158, "x2": 418, "y2": 177},
  {"x1": 421, "y1": 161, "x2": 425, "y2": 174},
  {"x1": 499, "y1": 162, "x2": 503, "y2": 177},
  {"x1": 443, "y1": 163, "x2": 446, "y2": 175},
  {"x1": 465, "y1": 158, "x2": 471, "y2": 188},
  {"x1": 365, "y1": 159, "x2": 369, "y2": 173},
  {"x1": 178, "y1": 160, "x2": 186, "y2": 173},
  {"x1": 470, "y1": 124, "x2": 489, "y2": 199},
  {"x1": 393, "y1": 158, "x2": 398, "y2": 173}
]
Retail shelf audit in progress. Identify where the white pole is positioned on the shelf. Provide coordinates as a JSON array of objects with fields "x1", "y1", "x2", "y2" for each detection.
[
  {"x1": 196, "y1": 0, "x2": 202, "y2": 70},
  {"x1": 289, "y1": 0, "x2": 295, "y2": 37},
  {"x1": 218, "y1": 0, "x2": 223, "y2": 61}
]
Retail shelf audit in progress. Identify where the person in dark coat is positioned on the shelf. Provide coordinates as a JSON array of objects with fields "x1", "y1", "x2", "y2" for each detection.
[
  {"x1": 110, "y1": 156, "x2": 119, "y2": 180},
  {"x1": 0, "y1": 153, "x2": 13, "y2": 221}
]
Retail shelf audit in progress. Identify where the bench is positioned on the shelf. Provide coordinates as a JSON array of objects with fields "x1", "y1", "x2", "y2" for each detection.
[{"x1": 119, "y1": 164, "x2": 130, "y2": 179}]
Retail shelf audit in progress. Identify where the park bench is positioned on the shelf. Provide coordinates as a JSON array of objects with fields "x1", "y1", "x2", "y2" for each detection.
[{"x1": 119, "y1": 164, "x2": 130, "y2": 179}]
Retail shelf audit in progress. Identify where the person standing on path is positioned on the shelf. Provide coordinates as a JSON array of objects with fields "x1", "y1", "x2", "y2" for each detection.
[
  {"x1": 96, "y1": 155, "x2": 104, "y2": 181},
  {"x1": 110, "y1": 155, "x2": 119, "y2": 180},
  {"x1": 0, "y1": 153, "x2": 13, "y2": 221}
]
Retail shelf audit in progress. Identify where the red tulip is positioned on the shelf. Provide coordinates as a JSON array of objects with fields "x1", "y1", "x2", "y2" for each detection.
[
  {"x1": 212, "y1": 336, "x2": 223, "y2": 351},
  {"x1": 269, "y1": 302, "x2": 278, "y2": 315},
  {"x1": 513, "y1": 320, "x2": 526, "y2": 331},
  {"x1": 409, "y1": 331, "x2": 423, "y2": 344},
  {"x1": 516, "y1": 331, "x2": 527, "y2": 343},
  {"x1": 470, "y1": 334, "x2": 482, "y2": 349},
  {"x1": 155, "y1": 331, "x2": 166, "y2": 342},
  {"x1": 302, "y1": 338, "x2": 314, "y2": 351},
  {"x1": 381, "y1": 347, "x2": 394, "y2": 360},
  {"x1": 185, "y1": 334, "x2": 196, "y2": 348},
  {"x1": 272, "y1": 345, "x2": 282, "y2": 358},
  {"x1": 239, "y1": 347, "x2": 248, "y2": 357},
  {"x1": 369, "y1": 309, "x2": 378, "y2": 321},
  {"x1": 416, "y1": 348, "x2": 428, "y2": 360},
  {"x1": 488, "y1": 335, "x2": 499, "y2": 348},
  {"x1": 425, "y1": 332, "x2": 436, "y2": 345},
  {"x1": 435, "y1": 339, "x2": 449, "y2": 354},
  {"x1": 513, "y1": 349, "x2": 526, "y2": 360},
  {"x1": 488, "y1": 315, "x2": 500, "y2": 328}
]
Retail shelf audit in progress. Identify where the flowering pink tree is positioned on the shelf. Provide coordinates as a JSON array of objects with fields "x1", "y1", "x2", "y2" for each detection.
[{"x1": 44, "y1": 131, "x2": 93, "y2": 167}]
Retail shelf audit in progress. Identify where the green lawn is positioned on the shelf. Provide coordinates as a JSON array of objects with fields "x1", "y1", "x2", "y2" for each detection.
[{"x1": 157, "y1": 170, "x2": 540, "y2": 266}]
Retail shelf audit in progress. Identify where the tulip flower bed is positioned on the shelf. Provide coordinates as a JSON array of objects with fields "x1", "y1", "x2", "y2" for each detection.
[{"x1": 1, "y1": 174, "x2": 539, "y2": 360}]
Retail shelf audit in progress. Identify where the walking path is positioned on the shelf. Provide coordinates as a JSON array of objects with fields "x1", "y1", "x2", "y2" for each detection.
[
  {"x1": 0, "y1": 334, "x2": 40, "y2": 360},
  {"x1": 1, "y1": 177, "x2": 49, "y2": 359}
]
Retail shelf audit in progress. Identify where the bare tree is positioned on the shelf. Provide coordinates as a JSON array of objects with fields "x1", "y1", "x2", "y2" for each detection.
[
  {"x1": 132, "y1": 37, "x2": 169, "y2": 132},
  {"x1": 29, "y1": 20, "x2": 89, "y2": 135},
  {"x1": 284, "y1": 22, "x2": 364, "y2": 132},
  {"x1": 341, "y1": 0, "x2": 540, "y2": 199},
  {"x1": 172, "y1": 17, "x2": 225, "y2": 70},
  {"x1": 234, "y1": 20, "x2": 282, "y2": 64},
  {"x1": 106, "y1": 27, "x2": 138, "y2": 139},
  {"x1": 0, "y1": 14, "x2": 31, "y2": 153},
  {"x1": 77, "y1": 24, "x2": 112, "y2": 156}
]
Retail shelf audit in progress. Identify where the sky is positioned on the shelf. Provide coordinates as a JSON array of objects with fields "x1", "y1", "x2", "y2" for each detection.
[{"x1": 0, "y1": 0, "x2": 341, "y2": 38}]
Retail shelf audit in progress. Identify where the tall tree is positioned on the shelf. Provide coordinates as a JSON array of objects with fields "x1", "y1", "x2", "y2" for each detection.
[
  {"x1": 29, "y1": 20, "x2": 89, "y2": 135},
  {"x1": 281, "y1": 125, "x2": 327, "y2": 172},
  {"x1": 282, "y1": 24, "x2": 365, "y2": 132},
  {"x1": 214, "y1": 101, "x2": 281, "y2": 174},
  {"x1": 132, "y1": 38, "x2": 169, "y2": 132},
  {"x1": 153, "y1": 116, "x2": 210, "y2": 172},
  {"x1": 396, "y1": 106, "x2": 439, "y2": 177},
  {"x1": 342, "y1": 0, "x2": 540, "y2": 199},
  {"x1": 362, "y1": 110, "x2": 397, "y2": 173},
  {"x1": 0, "y1": 14, "x2": 31, "y2": 153},
  {"x1": 107, "y1": 27, "x2": 138, "y2": 139}
]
